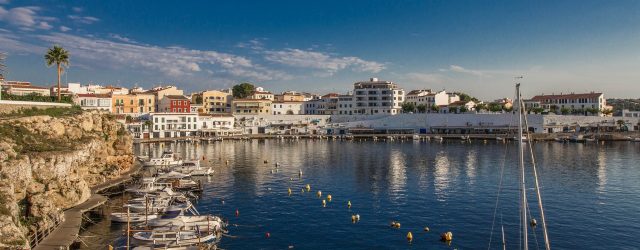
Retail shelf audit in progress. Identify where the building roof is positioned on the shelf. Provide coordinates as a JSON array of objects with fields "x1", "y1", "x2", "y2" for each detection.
[
  {"x1": 77, "y1": 93, "x2": 112, "y2": 98},
  {"x1": 448, "y1": 100, "x2": 472, "y2": 106},
  {"x1": 272, "y1": 101, "x2": 304, "y2": 104},
  {"x1": 531, "y1": 92, "x2": 602, "y2": 101},
  {"x1": 164, "y1": 95, "x2": 189, "y2": 100},
  {"x1": 322, "y1": 93, "x2": 339, "y2": 98},
  {"x1": 406, "y1": 89, "x2": 432, "y2": 96},
  {"x1": 233, "y1": 98, "x2": 272, "y2": 102}
]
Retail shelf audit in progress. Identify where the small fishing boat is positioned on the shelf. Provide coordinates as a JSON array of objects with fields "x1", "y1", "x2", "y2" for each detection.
[
  {"x1": 168, "y1": 161, "x2": 213, "y2": 176},
  {"x1": 111, "y1": 212, "x2": 159, "y2": 223},
  {"x1": 633, "y1": 137, "x2": 640, "y2": 142},
  {"x1": 126, "y1": 178, "x2": 173, "y2": 196},
  {"x1": 132, "y1": 227, "x2": 218, "y2": 246},
  {"x1": 142, "y1": 151, "x2": 183, "y2": 167},
  {"x1": 412, "y1": 134, "x2": 421, "y2": 140},
  {"x1": 147, "y1": 215, "x2": 225, "y2": 231}
]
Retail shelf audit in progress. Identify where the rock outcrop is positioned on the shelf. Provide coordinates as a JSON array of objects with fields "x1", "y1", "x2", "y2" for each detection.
[{"x1": 0, "y1": 111, "x2": 133, "y2": 249}]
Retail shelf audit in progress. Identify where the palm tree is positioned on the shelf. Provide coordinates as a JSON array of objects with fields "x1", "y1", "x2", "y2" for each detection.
[{"x1": 45, "y1": 46, "x2": 70, "y2": 102}]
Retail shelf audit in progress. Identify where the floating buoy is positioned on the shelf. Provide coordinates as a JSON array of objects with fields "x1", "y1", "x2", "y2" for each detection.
[
  {"x1": 424, "y1": 227, "x2": 430, "y2": 232},
  {"x1": 440, "y1": 232, "x2": 453, "y2": 241},
  {"x1": 265, "y1": 232, "x2": 270, "y2": 238},
  {"x1": 347, "y1": 201, "x2": 352, "y2": 208},
  {"x1": 226, "y1": 160, "x2": 229, "y2": 165},
  {"x1": 390, "y1": 221, "x2": 401, "y2": 228},
  {"x1": 326, "y1": 194, "x2": 332, "y2": 201},
  {"x1": 351, "y1": 215, "x2": 357, "y2": 223},
  {"x1": 322, "y1": 199, "x2": 326, "y2": 207},
  {"x1": 306, "y1": 184, "x2": 311, "y2": 191},
  {"x1": 288, "y1": 188, "x2": 292, "y2": 195},
  {"x1": 235, "y1": 209, "x2": 239, "y2": 217},
  {"x1": 407, "y1": 232, "x2": 413, "y2": 243},
  {"x1": 221, "y1": 199, "x2": 225, "y2": 205},
  {"x1": 317, "y1": 191, "x2": 322, "y2": 197},
  {"x1": 530, "y1": 218, "x2": 537, "y2": 227},
  {"x1": 355, "y1": 214, "x2": 360, "y2": 221},
  {"x1": 299, "y1": 170, "x2": 302, "y2": 176},
  {"x1": 301, "y1": 188, "x2": 305, "y2": 193}
]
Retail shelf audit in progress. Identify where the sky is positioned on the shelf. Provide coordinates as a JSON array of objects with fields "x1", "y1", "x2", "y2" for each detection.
[{"x1": 0, "y1": 0, "x2": 639, "y2": 99}]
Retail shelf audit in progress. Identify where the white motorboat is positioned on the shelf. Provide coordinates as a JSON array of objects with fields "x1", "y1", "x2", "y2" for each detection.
[
  {"x1": 126, "y1": 178, "x2": 173, "y2": 196},
  {"x1": 132, "y1": 227, "x2": 218, "y2": 246},
  {"x1": 147, "y1": 215, "x2": 225, "y2": 231},
  {"x1": 634, "y1": 137, "x2": 640, "y2": 142},
  {"x1": 412, "y1": 134, "x2": 420, "y2": 140},
  {"x1": 142, "y1": 151, "x2": 183, "y2": 167},
  {"x1": 111, "y1": 212, "x2": 158, "y2": 223},
  {"x1": 168, "y1": 161, "x2": 213, "y2": 176}
]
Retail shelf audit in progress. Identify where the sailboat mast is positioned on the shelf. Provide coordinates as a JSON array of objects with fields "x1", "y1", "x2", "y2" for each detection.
[{"x1": 517, "y1": 83, "x2": 528, "y2": 250}]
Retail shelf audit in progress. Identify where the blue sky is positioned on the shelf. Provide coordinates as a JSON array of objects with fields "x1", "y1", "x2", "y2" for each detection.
[{"x1": 1, "y1": 0, "x2": 639, "y2": 99}]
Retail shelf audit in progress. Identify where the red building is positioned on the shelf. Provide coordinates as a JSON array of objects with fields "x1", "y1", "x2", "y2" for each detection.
[{"x1": 158, "y1": 95, "x2": 191, "y2": 113}]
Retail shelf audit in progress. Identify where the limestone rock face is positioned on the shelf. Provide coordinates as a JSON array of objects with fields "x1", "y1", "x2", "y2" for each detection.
[{"x1": 0, "y1": 111, "x2": 133, "y2": 249}]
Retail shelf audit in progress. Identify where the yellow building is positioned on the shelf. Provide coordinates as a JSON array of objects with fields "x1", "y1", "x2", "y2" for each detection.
[
  {"x1": 202, "y1": 90, "x2": 233, "y2": 113},
  {"x1": 232, "y1": 99, "x2": 272, "y2": 114},
  {"x1": 249, "y1": 91, "x2": 274, "y2": 100},
  {"x1": 274, "y1": 92, "x2": 305, "y2": 102},
  {"x1": 112, "y1": 93, "x2": 155, "y2": 116}
]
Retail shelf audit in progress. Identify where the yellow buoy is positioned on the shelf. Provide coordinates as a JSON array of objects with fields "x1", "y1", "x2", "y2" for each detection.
[
  {"x1": 351, "y1": 215, "x2": 357, "y2": 223},
  {"x1": 288, "y1": 188, "x2": 292, "y2": 195},
  {"x1": 347, "y1": 201, "x2": 351, "y2": 208},
  {"x1": 326, "y1": 194, "x2": 332, "y2": 201},
  {"x1": 424, "y1": 227, "x2": 430, "y2": 232},
  {"x1": 322, "y1": 199, "x2": 326, "y2": 207},
  {"x1": 306, "y1": 184, "x2": 311, "y2": 191},
  {"x1": 301, "y1": 188, "x2": 305, "y2": 193},
  {"x1": 317, "y1": 191, "x2": 322, "y2": 197},
  {"x1": 407, "y1": 232, "x2": 413, "y2": 243},
  {"x1": 440, "y1": 232, "x2": 453, "y2": 241}
]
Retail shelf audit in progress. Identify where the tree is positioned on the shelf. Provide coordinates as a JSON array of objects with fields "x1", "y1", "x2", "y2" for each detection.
[
  {"x1": 459, "y1": 106, "x2": 468, "y2": 113},
  {"x1": 550, "y1": 105, "x2": 559, "y2": 114},
  {"x1": 616, "y1": 120, "x2": 626, "y2": 131},
  {"x1": 488, "y1": 103, "x2": 503, "y2": 112},
  {"x1": 560, "y1": 107, "x2": 570, "y2": 115},
  {"x1": 143, "y1": 120, "x2": 153, "y2": 131},
  {"x1": 194, "y1": 95, "x2": 203, "y2": 104},
  {"x1": 475, "y1": 103, "x2": 488, "y2": 112},
  {"x1": 455, "y1": 92, "x2": 479, "y2": 102},
  {"x1": 45, "y1": 45, "x2": 70, "y2": 102},
  {"x1": 232, "y1": 82, "x2": 255, "y2": 99},
  {"x1": 531, "y1": 107, "x2": 545, "y2": 114},
  {"x1": 401, "y1": 102, "x2": 415, "y2": 113},
  {"x1": 431, "y1": 105, "x2": 440, "y2": 112},
  {"x1": 416, "y1": 104, "x2": 427, "y2": 113}
]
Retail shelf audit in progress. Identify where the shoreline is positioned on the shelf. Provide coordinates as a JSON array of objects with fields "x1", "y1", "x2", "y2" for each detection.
[{"x1": 133, "y1": 132, "x2": 640, "y2": 143}]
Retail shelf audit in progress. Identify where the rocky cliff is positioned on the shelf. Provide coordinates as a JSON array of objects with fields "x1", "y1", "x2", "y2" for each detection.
[{"x1": 0, "y1": 111, "x2": 134, "y2": 248}]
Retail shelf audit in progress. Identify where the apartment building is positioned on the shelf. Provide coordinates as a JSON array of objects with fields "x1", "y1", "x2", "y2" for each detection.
[
  {"x1": 274, "y1": 91, "x2": 306, "y2": 102},
  {"x1": 337, "y1": 94, "x2": 355, "y2": 115},
  {"x1": 272, "y1": 101, "x2": 305, "y2": 115},
  {"x1": 232, "y1": 99, "x2": 272, "y2": 114},
  {"x1": 202, "y1": 89, "x2": 233, "y2": 113},
  {"x1": 150, "y1": 113, "x2": 199, "y2": 138},
  {"x1": 353, "y1": 78, "x2": 404, "y2": 115},
  {"x1": 74, "y1": 93, "x2": 112, "y2": 111},
  {"x1": 1, "y1": 81, "x2": 50, "y2": 96},
  {"x1": 530, "y1": 92, "x2": 609, "y2": 116},
  {"x1": 158, "y1": 95, "x2": 190, "y2": 113},
  {"x1": 112, "y1": 93, "x2": 155, "y2": 117}
]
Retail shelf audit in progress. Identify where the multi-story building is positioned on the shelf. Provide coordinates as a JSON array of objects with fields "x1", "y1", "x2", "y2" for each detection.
[
  {"x1": 249, "y1": 90, "x2": 274, "y2": 100},
  {"x1": 149, "y1": 113, "x2": 199, "y2": 138},
  {"x1": 353, "y1": 78, "x2": 404, "y2": 115},
  {"x1": 74, "y1": 93, "x2": 112, "y2": 111},
  {"x1": 94, "y1": 85, "x2": 129, "y2": 95},
  {"x1": 198, "y1": 114, "x2": 241, "y2": 137},
  {"x1": 622, "y1": 109, "x2": 640, "y2": 118},
  {"x1": 158, "y1": 95, "x2": 190, "y2": 113},
  {"x1": 337, "y1": 94, "x2": 355, "y2": 115},
  {"x1": 1, "y1": 81, "x2": 50, "y2": 96},
  {"x1": 272, "y1": 101, "x2": 305, "y2": 115},
  {"x1": 404, "y1": 89, "x2": 460, "y2": 112},
  {"x1": 190, "y1": 104, "x2": 203, "y2": 113},
  {"x1": 112, "y1": 93, "x2": 155, "y2": 117},
  {"x1": 441, "y1": 100, "x2": 476, "y2": 114},
  {"x1": 202, "y1": 89, "x2": 233, "y2": 114},
  {"x1": 145, "y1": 86, "x2": 184, "y2": 111},
  {"x1": 274, "y1": 91, "x2": 306, "y2": 102},
  {"x1": 530, "y1": 92, "x2": 609, "y2": 116},
  {"x1": 232, "y1": 99, "x2": 272, "y2": 114}
]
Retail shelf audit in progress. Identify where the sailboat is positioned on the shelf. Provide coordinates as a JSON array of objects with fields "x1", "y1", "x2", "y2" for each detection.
[
  {"x1": 515, "y1": 83, "x2": 551, "y2": 250},
  {"x1": 491, "y1": 83, "x2": 551, "y2": 250}
]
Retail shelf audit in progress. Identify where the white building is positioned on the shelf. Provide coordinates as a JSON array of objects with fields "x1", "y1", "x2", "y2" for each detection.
[
  {"x1": 530, "y1": 92, "x2": 610, "y2": 116},
  {"x1": 150, "y1": 113, "x2": 199, "y2": 138},
  {"x1": 622, "y1": 109, "x2": 640, "y2": 118},
  {"x1": 353, "y1": 78, "x2": 404, "y2": 115},
  {"x1": 74, "y1": 93, "x2": 112, "y2": 111},
  {"x1": 272, "y1": 101, "x2": 305, "y2": 115},
  {"x1": 198, "y1": 114, "x2": 241, "y2": 137},
  {"x1": 337, "y1": 94, "x2": 355, "y2": 115},
  {"x1": 404, "y1": 89, "x2": 456, "y2": 112}
]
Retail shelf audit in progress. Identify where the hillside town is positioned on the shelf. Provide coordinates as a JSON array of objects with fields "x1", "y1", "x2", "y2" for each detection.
[{"x1": 1, "y1": 76, "x2": 638, "y2": 140}]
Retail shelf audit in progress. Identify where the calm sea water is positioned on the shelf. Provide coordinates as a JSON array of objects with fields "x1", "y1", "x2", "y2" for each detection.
[{"x1": 81, "y1": 140, "x2": 640, "y2": 250}]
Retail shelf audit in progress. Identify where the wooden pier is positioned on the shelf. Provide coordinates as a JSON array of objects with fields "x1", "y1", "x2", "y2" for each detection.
[{"x1": 32, "y1": 162, "x2": 142, "y2": 250}]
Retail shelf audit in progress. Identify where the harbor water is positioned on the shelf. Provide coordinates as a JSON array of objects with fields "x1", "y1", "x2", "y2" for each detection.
[{"x1": 82, "y1": 139, "x2": 640, "y2": 249}]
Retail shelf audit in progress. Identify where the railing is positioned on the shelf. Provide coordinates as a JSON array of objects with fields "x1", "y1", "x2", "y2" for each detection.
[{"x1": 28, "y1": 215, "x2": 62, "y2": 249}]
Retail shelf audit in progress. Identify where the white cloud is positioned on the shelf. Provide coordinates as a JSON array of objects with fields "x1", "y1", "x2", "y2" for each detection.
[
  {"x1": 264, "y1": 48, "x2": 385, "y2": 75},
  {"x1": 59, "y1": 26, "x2": 71, "y2": 32},
  {"x1": 35, "y1": 33, "x2": 290, "y2": 81},
  {"x1": 109, "y1": 34, "x2": 137, "y2": 44},
  {"x1": 72, "y1": 7, "x2": 83, "y2": 13},
  {"x1": 236, "y1": 39, "x2": 265, "y2": 51},
  {"x1": 0, "y1": 6, "x2": 56, "y2": 31},
  {"x1": 0, "y1": 0, "x2": 9, "y2": 5},
  {"x1": 447, "y1": 65, "x2": 485, "y2": 76},
  {"x1": 68, "y1": 15, "x2": 99, "y2": 24}
]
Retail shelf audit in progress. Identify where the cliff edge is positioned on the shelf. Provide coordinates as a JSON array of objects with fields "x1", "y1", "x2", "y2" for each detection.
[{"x1": 0, "y1": 110, "x2": 134, "y2": 248}]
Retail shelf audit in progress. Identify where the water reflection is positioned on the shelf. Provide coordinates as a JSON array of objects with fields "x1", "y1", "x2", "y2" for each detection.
[
  {"x1": 434, "y1": 151, "x2": 451, "y2": 201},
  {"x1": 388, "y1": 149, "x2": 407, "y2": 197},
  {"x1": 466, "y1": 149, "x2": 477, "y2": 184},
  {"x1": 597, "y1": 149, "x2": 607, "y2": 193}
]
